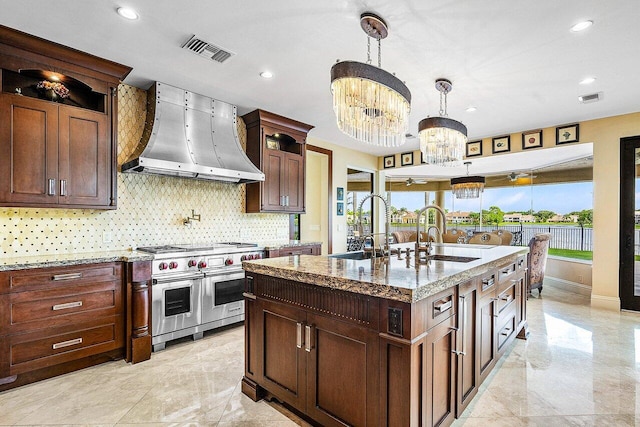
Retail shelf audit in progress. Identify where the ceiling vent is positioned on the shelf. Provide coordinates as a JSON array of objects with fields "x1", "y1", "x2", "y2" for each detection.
[
  {"x1": 578, "y1": 92, "x2": 603, "y2": 104},
  {"x1": 182, "y1": 35, "x2": 235, "y2": 63}
]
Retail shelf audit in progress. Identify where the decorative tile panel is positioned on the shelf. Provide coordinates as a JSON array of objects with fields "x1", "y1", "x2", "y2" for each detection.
[{"x1": 0, "y1": 84, "x2": 288, "y2": 257}]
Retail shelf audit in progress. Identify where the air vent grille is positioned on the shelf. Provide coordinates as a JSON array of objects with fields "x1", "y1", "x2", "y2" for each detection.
[
  {"x1": 578, "y1": 92, "x2": 602, "y2": 104},
  {"x1": 182, "y1": 35, "x2": 235, "y2": 63}
]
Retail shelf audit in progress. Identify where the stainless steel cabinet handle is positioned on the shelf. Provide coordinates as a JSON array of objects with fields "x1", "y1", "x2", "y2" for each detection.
[
  {"x1": 305, "y1": 325, "x2": 314, "y2": 352},
  {"x1": 52, "y1": 301, "x2": 83, "y2": 311},
  {"x1": 434, "y1": 300, "x2": 452, "y2": 313},
  {"x1": 229, "y1": 306, "x2": 242, "y2": 312},
  {"x1": 296, "y1": 322, "x2": 303, "y2": 349},
  {"x1": 60, "y1": 179, "x2": 67, "y2": 196},
  {"x1": 52, "y1": 273, "x2": 82, "y2": 281},
  {"x1": 52, "y1": 337, "x2": 82, "y2": 349},
  {"x1": 242, "y1": 292, "x2": 257, "y2": 300},
  {"x1": 501, "y1": 327, "x2": 512, "y2": 336},
  {"x1": 460, "y1": 295, "x2": 467, "y2": 355},
  {"x1": 452, "y1": 350, "x2": 467, "y2": 356},
  {"x1": 48, "y1": 178, "x2": 56, "y2": 196},
  {"x1": 285, "y1": 195, "x2": 289, "y2": 206}
]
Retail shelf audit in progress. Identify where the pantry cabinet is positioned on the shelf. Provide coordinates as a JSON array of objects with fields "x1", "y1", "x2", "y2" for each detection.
[
  {"x1": 0, "y1": 24, "x2": 131, "y2": 209},
  {"x1": 243, "y1": 109, "x2": 314, "y2": 213}
]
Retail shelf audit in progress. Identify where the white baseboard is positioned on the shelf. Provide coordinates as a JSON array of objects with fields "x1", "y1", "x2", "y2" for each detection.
[
  {"x1": 590, "y1": 294, "x2": 621, "y2": 311},
  {"x1": 545, "y1": 276, "x2": 591, "y2": 296}
]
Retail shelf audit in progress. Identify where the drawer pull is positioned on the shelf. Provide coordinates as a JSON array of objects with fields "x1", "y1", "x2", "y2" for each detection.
[
  {"x1": 52, "y1": 273, "x2": 83, "y2": 281},
  {"x1": 500, "y1": 295, "x2": 512, "y2": 302},
  {"x1": 52, "y1": 301, "x2": 83, "y2": 311},
  {"x1": 434, "y1": 300, "x2": 452, "y2": 313},
  {"x1": 228, "y1": 306, "x2": 242, "y2": 312},
  {"x1": 500, "y1": 328, "x2": 512, "y2": 337},
  {"x1": 242, "y1": 292, "x2": 257, "y2": 300},
  {"x1": 52, "y1": 337, "x2": 83, "y2": 349},
  {"x1": 482, "y1": 277, "x2": 495, "y2": 290}
]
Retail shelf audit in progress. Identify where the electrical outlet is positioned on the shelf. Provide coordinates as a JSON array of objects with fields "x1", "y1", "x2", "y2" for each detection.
[
  {"x1": 102, "y1": 231, "x2": 112, "y2": 243},
  {"x1": 577, "y1": 275, "x2": 584, "y2": 284}
]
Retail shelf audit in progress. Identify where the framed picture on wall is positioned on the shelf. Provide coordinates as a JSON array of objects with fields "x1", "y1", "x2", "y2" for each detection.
[
  {"x1": 556, "y1": 124, "x2": 579, "y2": 144},
  {"x1": 466, "y1": 140, "x2": 482, "y2": 157},
  {"x1": 337, "y1": 187, "x2": 344, "y2": 201},
  {"x1": 337, "y1": 202, "x2": 344, "y2": 216},
  {"x1": 383, "y1": 155, "x2": 395, "y2": 168},
  {"x1": 492, "y1": 135, "x2": 510, "y2": 154},
  {"x1": 400, "y1": 152, "x2": 414, "y2": 166},
  {"x1": 522, "y1": 130, "x2": 543, "y2": 149}
]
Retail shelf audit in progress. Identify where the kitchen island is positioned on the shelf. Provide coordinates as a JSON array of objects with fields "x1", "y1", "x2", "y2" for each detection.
[{"x1": 242, "y1": 244, "x2": 529, "y2": 427}]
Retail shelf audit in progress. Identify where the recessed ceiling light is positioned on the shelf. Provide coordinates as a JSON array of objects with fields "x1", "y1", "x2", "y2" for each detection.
[
  {"x1": 579, "y1": 77, "x2": 596, "y2": 85},
  {"x1": 117, "y1": 7, "x2": 139, "y2": 20},
  {"x1": 570, "y1": 20, "x2": 593, "y2": 32},
  {"x1": 465, "y1": 106, "x2": 477, "y2": 112},
  {"x1": 260, "y1": 71, "x2": 273, "y2": 79}
]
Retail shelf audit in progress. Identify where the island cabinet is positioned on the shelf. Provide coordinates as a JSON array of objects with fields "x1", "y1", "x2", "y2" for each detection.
[
  {"x1": 0, "y1": 25, "x2": 131, "y2": 209},
  {"x1": 242, "y1": 109, "x2": 314, "y2": 213},
  {"x1": 264, "y1": 243, "x2": 321, "y2": 258},
  {"x1": 0, "y1": 259, "x2": 152, "y2": 391},
  {"x1": 243, "y1": 253, "x2": 529, "y2": 427}
]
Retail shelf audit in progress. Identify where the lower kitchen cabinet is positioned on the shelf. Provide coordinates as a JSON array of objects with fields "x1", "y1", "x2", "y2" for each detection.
[
  {"x1": 244, "y1": 255, "x2": 528, "y2": 427},
  {"x1": 0, "y1": 259, "x2": 152, "y2": 391}
]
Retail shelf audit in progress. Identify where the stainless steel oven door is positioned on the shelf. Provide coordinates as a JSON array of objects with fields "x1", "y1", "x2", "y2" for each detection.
[
  {"x1": 202, "y1": 269, "x2": 245, "y2": 324},
  {"x1": 152, "y1": 273, "x2": 203, "y2": 338}
]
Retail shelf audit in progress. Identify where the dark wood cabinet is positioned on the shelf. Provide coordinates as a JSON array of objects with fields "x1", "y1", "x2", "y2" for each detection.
[
  {"x1": 0, "y1": 25, "x2": 130, "y2": 209},
  {"x1": 265, "y1": 243, "x2": 321, "y2": 258},
  {"x1": 243, "y1": 109, "x2": 313, "y2": 213},
  {"x1": 456, "y1": 279, "x2": 479, "y2": 417},
  {"x1": 425, "y1": 314, "x2": 457, "y2": 427},
  {"x1": 478, "y1": 271, "x2": 497, "y2": 383}
]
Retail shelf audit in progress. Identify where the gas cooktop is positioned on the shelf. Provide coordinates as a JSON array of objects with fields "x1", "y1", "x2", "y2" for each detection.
[{"x1": 137, "y1": 242, "x2": 258, "y2": 254}]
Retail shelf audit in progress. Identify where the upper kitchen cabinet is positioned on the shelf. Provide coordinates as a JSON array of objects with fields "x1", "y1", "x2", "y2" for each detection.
[
  {"x1": 243, "y1": 109, "x2": 314, "y2": 213},
  {"x1": 0, "y1": 25, "x2": 131, "y2": 209}
]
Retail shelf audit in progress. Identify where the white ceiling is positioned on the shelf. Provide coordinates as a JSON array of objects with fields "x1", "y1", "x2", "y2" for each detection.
[{"x1": 1, "y1": 1, "x2": 638, "y2": 157}]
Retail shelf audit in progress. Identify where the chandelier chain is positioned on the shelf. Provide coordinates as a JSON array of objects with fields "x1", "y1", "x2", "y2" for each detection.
[
  {"x1": 366, "y1": 36, "x2": 372, "y2": 64},
  {"x1": 378, "y1": 38, "x2": 381, "y2": 68}
]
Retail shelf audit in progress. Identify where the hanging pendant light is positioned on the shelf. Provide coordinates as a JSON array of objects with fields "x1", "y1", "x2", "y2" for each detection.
[
  {"x1": 419, "y1": 79, "x2": 467, "y2": 166},
  {"x1": 451, "y1": 161, "x2": 485, "y2": 199},
  {"x1": 330, "y1": 13, "x2": 411, "y2": 147}
]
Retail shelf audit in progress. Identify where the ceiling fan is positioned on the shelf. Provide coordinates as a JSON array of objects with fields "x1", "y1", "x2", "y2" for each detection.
[
  {"x1": 405, "y1": 177, "x2": 428, "y2": 186},
  {"x1": 505, "y1": 171, "x2": 536, "y2": 182}
]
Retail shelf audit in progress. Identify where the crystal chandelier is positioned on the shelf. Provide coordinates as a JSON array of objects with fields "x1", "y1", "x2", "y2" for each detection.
[
  {"x1": 330, "y1": 13, "x2": 411, "y2": 147},
  {"x1": 419, "y1": 79, "x2": 467, "y2": 166},
  {"x1": 451, "y1": 161, "x2": 485, "y2": 199}
]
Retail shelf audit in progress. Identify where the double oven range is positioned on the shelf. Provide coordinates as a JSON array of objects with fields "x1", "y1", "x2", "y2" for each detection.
[{"x1": 137, "y1": 242, "x2": 263, "y2": 351}]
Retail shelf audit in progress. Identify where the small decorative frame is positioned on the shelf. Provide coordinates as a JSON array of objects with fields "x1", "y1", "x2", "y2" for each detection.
[
  {"x1": 265, "y1": 136, "x2": 280, "y2": 150},
  {"x1": 522, "y1": 130, "x2": 543, "y2": 150},
  {"x1": 383, "y1": 155, "x2": 396, "y2": 168},
  {"x1": 336, "y1": 187, "x2": 344, "y2": 201},
  {"x1": 400, "y1": 152, "x2": 414, "y2": 166},
  {"x1": 337, "y1": 202, "x2": 344, "y2": 216},
  {"x1": 466, "y1": 141, "x2": 482, "y2": 157},
  {"x1": 492, "y1": 135, "x2": 511, "y2": 154},
  {"x1": 556, "y1": 124, "x2": 579, "y2": 144}
]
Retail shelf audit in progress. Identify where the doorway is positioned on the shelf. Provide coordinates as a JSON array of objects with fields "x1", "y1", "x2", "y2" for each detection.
[
  {"x1": 347, "y1": 168, "x2": 374, "y2": 246},
  {"x1": 298, "y1": 145, "x2": 332, "y2": 254},
  {"x1": 619, "y1": 135, "x2": 640, "y2": 311}
]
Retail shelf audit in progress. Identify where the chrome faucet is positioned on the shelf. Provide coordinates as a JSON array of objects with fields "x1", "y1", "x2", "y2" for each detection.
[
  {"x1": 358, "y1": 193, "x2": 391, "y2": 258},
  {"x1": 415, "y1": 205, "x2": 447, "y2": 257}
]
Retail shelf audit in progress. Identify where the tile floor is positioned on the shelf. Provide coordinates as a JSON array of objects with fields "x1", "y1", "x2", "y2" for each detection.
[{"x1": 1, "y1": 284, "x2": 639, "y2": 426}]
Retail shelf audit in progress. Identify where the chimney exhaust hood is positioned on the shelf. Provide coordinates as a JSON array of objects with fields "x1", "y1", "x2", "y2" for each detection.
[{"x1": 122, "y1": 82, "x2": 265, "y2": 183}]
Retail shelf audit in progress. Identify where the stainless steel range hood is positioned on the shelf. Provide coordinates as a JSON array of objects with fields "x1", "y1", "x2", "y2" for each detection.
[{"x1": 122, "y1": 82, "x2": 265, "y2": 183}]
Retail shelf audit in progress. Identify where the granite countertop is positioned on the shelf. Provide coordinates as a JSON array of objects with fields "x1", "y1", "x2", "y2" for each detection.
[
  {"x1": 0, "y1": 250, "x2": 154, "y2": 271},
  {"x1": 243, "y1": 244, "x2": 528, "y2": 303},
  {"x1": 260, "y1": 240, "x2": 322, "y2": 250}
]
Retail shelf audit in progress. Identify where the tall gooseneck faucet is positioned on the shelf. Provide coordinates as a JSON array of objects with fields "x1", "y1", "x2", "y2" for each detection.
[
  {"x1": 416, "y1": 205, "x2": 447, "y2": 256},
  {"x1": 357, "y1": 194, "x2": 391, "y2": 257}
]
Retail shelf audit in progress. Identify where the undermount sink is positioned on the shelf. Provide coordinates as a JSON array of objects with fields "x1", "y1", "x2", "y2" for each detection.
[
  {"x1": 425, "y1": 254, "x2": 480, "y2": 263},
  {"x1": 329, "y1": 251, "x2": 372, "y2": 260}
]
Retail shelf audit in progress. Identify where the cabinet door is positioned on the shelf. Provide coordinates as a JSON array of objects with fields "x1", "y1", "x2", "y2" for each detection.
[
  {"x1": 258, "y1": 299, "x2": 307, "y2": 410},
  {"x1": 58, "y1": 106, "x2": 110, "y2": 206},
  {"x1": 0, "y1": 95, "x2": 58, "y2": 205},
  {"x1": 478, "y1": 295, "x2": 497, "y2": 383},
  {"x1": 305, "y1": 313, "x2": 378, "y2": 427},
  {"x1": 262, "y1": 149, "x2": 285, "y2": 211},
  {"x1": 284, "y1": 151, "x2": 304, "y2": 212},
  {"x1": 425, "y1": 315, "x2": 457, "y2": 427},
  {"x1": 456, "y1": 281, "x2": 479, "y2": 417}
]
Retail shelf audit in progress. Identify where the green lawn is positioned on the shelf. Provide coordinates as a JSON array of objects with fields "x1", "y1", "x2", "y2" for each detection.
[{"x1": 548, "y1": 248, "x2": 592, "y2": 260}]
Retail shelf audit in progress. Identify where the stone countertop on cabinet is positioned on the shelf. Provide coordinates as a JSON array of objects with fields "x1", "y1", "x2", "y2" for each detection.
[
  {"x1": 260, "y1": 240, "x2": 322, "y2": 250},
  {"x1": 243, "y1": 244, "x2": 528, "y2": 303},
  {"x1": 0, "y1": 250, "x2": 154, "y2": 271}
]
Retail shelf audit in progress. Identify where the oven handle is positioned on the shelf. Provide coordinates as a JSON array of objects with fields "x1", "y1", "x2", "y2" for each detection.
[
  {"x1": 153, "y1": 273, "x2": 204, "y2": 284},
  {"x1": 203, "y1": 268, "x2": 245, "y2": 278}
]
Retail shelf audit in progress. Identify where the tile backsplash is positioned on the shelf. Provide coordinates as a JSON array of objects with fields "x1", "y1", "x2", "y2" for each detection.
[{"x1": 0, "y1": 84, "x2": 288, "y2": 257}]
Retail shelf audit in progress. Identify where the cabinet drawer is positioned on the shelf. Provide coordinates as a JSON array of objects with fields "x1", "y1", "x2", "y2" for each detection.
[
  {"x1": 1, "y1": 263, "x2": 121, "y2": 294},
  {"x1": 3, "y1": 280, "x2": 122, "y2": 334},
  {"x1": 496, "y1": 283, "x2": 516, "y2": 315},
  {"x1": 497, "y1": 309, "x2": 517, "y2": 352},
  {"x1": 478, "y1": 271, "x2": 497, "y2": 298},
  {"x1": 426, "y1": 287, "x2": 457, "y2": 330},
  {"x1": 497, "y1": 262, "x2": 517, "y2": 287},
  {"x1": 8, "y1": 316, "x2": 123, "y2": 375}
]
